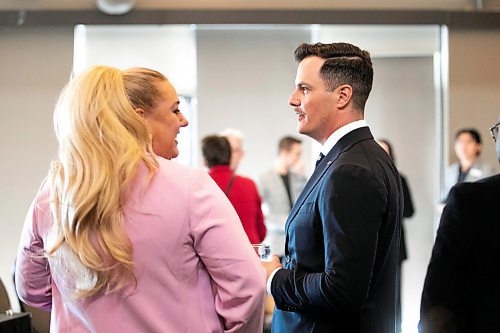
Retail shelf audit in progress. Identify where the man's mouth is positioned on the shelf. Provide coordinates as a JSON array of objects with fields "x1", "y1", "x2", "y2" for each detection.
[{"x1": 295, "y1": 109, "x2": 305, "y2": 120}]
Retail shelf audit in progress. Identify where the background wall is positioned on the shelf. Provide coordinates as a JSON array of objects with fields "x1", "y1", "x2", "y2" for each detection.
[
  {"x1": 448, "y1": 29, "x2": 500, "y2": 167},
  {"x1": 0, "y1": 26, "x2": 73, "y2": 310},
  {"x1": 196, "y1": 26, "x2": 313, "y2": 179},
  {"x1": 74, "y1": 25, "x2": 197, "y2": 96}
]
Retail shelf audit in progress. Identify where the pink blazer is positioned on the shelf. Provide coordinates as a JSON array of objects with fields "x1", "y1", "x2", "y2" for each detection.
[{"x1": 16, "y1": 158, "x2": 266, "y2": 332}]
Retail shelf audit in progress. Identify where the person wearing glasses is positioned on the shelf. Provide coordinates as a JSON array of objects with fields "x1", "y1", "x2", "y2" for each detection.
[
  {"x1": 419, "y1": 120, "x2": 500, "y2": 333},
  {"x1": 493, "y1": 121, "x2": 500, "y2": 159},
  {"x1": 442, "y1": 128, "x2": 495, "y2": 202}
]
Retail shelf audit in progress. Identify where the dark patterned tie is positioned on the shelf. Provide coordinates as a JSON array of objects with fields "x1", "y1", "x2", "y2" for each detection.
[{"x1": 315, "y1": 152, "x2": 325, "y2": 169}]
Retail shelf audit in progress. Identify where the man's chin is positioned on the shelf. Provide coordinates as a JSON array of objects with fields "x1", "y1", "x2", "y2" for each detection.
[{"x1": 297, "y1": 126, "x2": 308, "y2": 136}]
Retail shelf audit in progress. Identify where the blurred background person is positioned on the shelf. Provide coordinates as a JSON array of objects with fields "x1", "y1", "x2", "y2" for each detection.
[
  {"x1": 378, "y1": 138, "x2": 415, "y2": 333},
  {"x1": 220, "y1": 128, "x2": 245, "y2": 172},
  {"x1": 443, "y1": 128, "x2": 495, "y2": 202},
  {"x1": 15, "y1": 66, "x2": 265, "y2": 332},
  {"x1": 259, "y1": 135, "x2": 307, "y2": 332},
  {"x1": 420, "y1": 119, "x2": 500, "y2": 332},
  {"x1": 202, "y1": 135, "x2": 266, "y2": 244},
  {"x1": 259, "y1": 136, "x2": 307, "y2": 261}
]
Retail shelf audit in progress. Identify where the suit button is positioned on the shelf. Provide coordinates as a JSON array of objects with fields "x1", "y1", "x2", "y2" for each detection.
[{"x1": 286, "y1": 256, "x2": 290, "y2": 263}]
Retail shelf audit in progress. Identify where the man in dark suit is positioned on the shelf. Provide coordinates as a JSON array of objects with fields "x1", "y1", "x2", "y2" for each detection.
[
  {"x1": 262, "y1": 42, "x2": 403, "y2": 333},
  {"x1": 419, "y1": 119, "x2": 500, "y2": 333}
]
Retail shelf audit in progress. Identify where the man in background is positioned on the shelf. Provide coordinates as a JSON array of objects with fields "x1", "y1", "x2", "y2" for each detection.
[{"x1": 259, "y1": 136, "x2": 307, "y2": 260}]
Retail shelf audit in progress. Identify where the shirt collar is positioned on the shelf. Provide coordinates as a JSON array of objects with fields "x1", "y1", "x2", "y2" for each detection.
[{"x1": 321, "y1": 119, "x2": 368, "y2": 156}]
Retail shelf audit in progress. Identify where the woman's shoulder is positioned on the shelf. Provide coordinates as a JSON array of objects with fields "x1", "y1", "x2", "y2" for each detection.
[
  {"x1": 33, "y1": 177, "x2": 52, "y2": 211},
  {"x1": 131, "y1": 157, "x2": 210, "y2": 194},
  {"x1": 132, "y1": 157, "x2": 217, "y2": 203},
  {"x1": 152, "y1": 158, "x2": 214, "y2": 190},
  {"x1": 155, "y1": 157, "x2": 205, "y2": 178}
]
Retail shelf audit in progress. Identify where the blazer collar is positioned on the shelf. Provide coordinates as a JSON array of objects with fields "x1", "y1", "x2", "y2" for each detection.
[
  {"x1": 320, "y1": 120, "x2": 368, "y2": 156},
  {"x1": 318, "y1": 126, "x2": 373, "y2": 170},
  {"x1": 284, "y1": 127, "x2": 374, "y2": 235}
]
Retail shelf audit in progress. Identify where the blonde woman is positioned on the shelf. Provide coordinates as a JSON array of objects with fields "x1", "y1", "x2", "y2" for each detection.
[{"x1": 15, "y1": 66, "x2": 266, "y2": 332}]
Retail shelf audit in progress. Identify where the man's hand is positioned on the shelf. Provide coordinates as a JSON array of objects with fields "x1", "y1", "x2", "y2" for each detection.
[{"x1": 262, "y1": 255, "x2": 282, "y2": 281}]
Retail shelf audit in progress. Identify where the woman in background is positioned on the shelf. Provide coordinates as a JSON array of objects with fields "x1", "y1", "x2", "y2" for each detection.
[
  {"x1": 442, "y1": 128, "x2": 495, "y2": 202},
  {"x1": 15, "y1": 66, "x2": 265, "y2": 332},
  {"x1": 378, "y1": 138, "x2": 415, "y2": 333}
]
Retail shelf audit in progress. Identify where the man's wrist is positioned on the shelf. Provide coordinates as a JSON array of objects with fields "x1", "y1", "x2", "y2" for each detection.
[{"x1": 267, "y1": 267, "x2": 282, "y2": 295}]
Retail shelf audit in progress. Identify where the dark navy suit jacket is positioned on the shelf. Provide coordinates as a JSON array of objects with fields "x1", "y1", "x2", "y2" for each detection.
[
  {"x1": 271, "y1": 127, "x2": 403, "y2": 333},
  {"x1": 420, "y1": 174, "x2": 500, "y2": 333}
]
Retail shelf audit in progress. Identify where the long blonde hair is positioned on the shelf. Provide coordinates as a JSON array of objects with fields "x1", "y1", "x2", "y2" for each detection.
[{"x1": 48, "y1": 65, "x2": 158, "y2": 298}]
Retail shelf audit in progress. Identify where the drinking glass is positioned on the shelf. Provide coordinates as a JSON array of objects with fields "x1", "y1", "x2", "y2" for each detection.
[{"x1": 252, "y1": 244, "x2": 271, "y2": 261}]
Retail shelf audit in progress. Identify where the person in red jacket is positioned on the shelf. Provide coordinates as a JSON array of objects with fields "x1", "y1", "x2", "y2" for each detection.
[{"x1": 202, "y1": 135, "x2": 266, "y2": 244}]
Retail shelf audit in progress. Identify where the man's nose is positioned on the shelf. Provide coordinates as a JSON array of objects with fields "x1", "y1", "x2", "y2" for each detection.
[{"x1": 289, "y1": 91, "x2": 300, "y2": 107}]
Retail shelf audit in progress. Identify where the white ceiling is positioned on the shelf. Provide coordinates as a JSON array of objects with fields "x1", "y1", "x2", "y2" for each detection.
[{"x1": 1, "y1": 0, "x2": 499, "y2": 11}]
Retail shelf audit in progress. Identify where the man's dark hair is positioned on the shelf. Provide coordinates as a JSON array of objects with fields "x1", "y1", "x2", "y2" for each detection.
[
  {"x1": 455, "y1": 128, "x2": 482, "y2": 145},
  {"x1": 294, "y1": 42, "x2": 373, "y2": 113},
  {"x1": 202, "y1": 135, "x2": 231, "y2": 168},
  {"x1": 278, "y1": 136, "x2": 302, "y2": 153}
]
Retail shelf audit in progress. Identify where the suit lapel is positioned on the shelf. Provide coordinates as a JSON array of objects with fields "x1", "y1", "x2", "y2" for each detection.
[{"x1": 284, "y1": 127, "x2": 374, "y2": 235}]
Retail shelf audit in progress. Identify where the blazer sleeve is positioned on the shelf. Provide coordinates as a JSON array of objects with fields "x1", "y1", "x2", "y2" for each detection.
[
  {"x1": 272, "y1": 164, "x2": 387, "y2": 312},
  {"x1": 188, "y1": 170, "x2": 266, "y2": 333},
  {"x1": 419, "y1": 184, "x2": 472, "y2": 331},
  {"x1": 15, "y1": 185, "x2": 52, "y2": 311}
]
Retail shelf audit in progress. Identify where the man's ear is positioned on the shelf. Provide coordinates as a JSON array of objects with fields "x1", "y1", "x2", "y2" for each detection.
[
  {"x1": 135, "y1": 108, "x2": 145, "y2": 118},
  {"x1": 336, "y1": 84, "x2": 353, "y2": 109}
]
